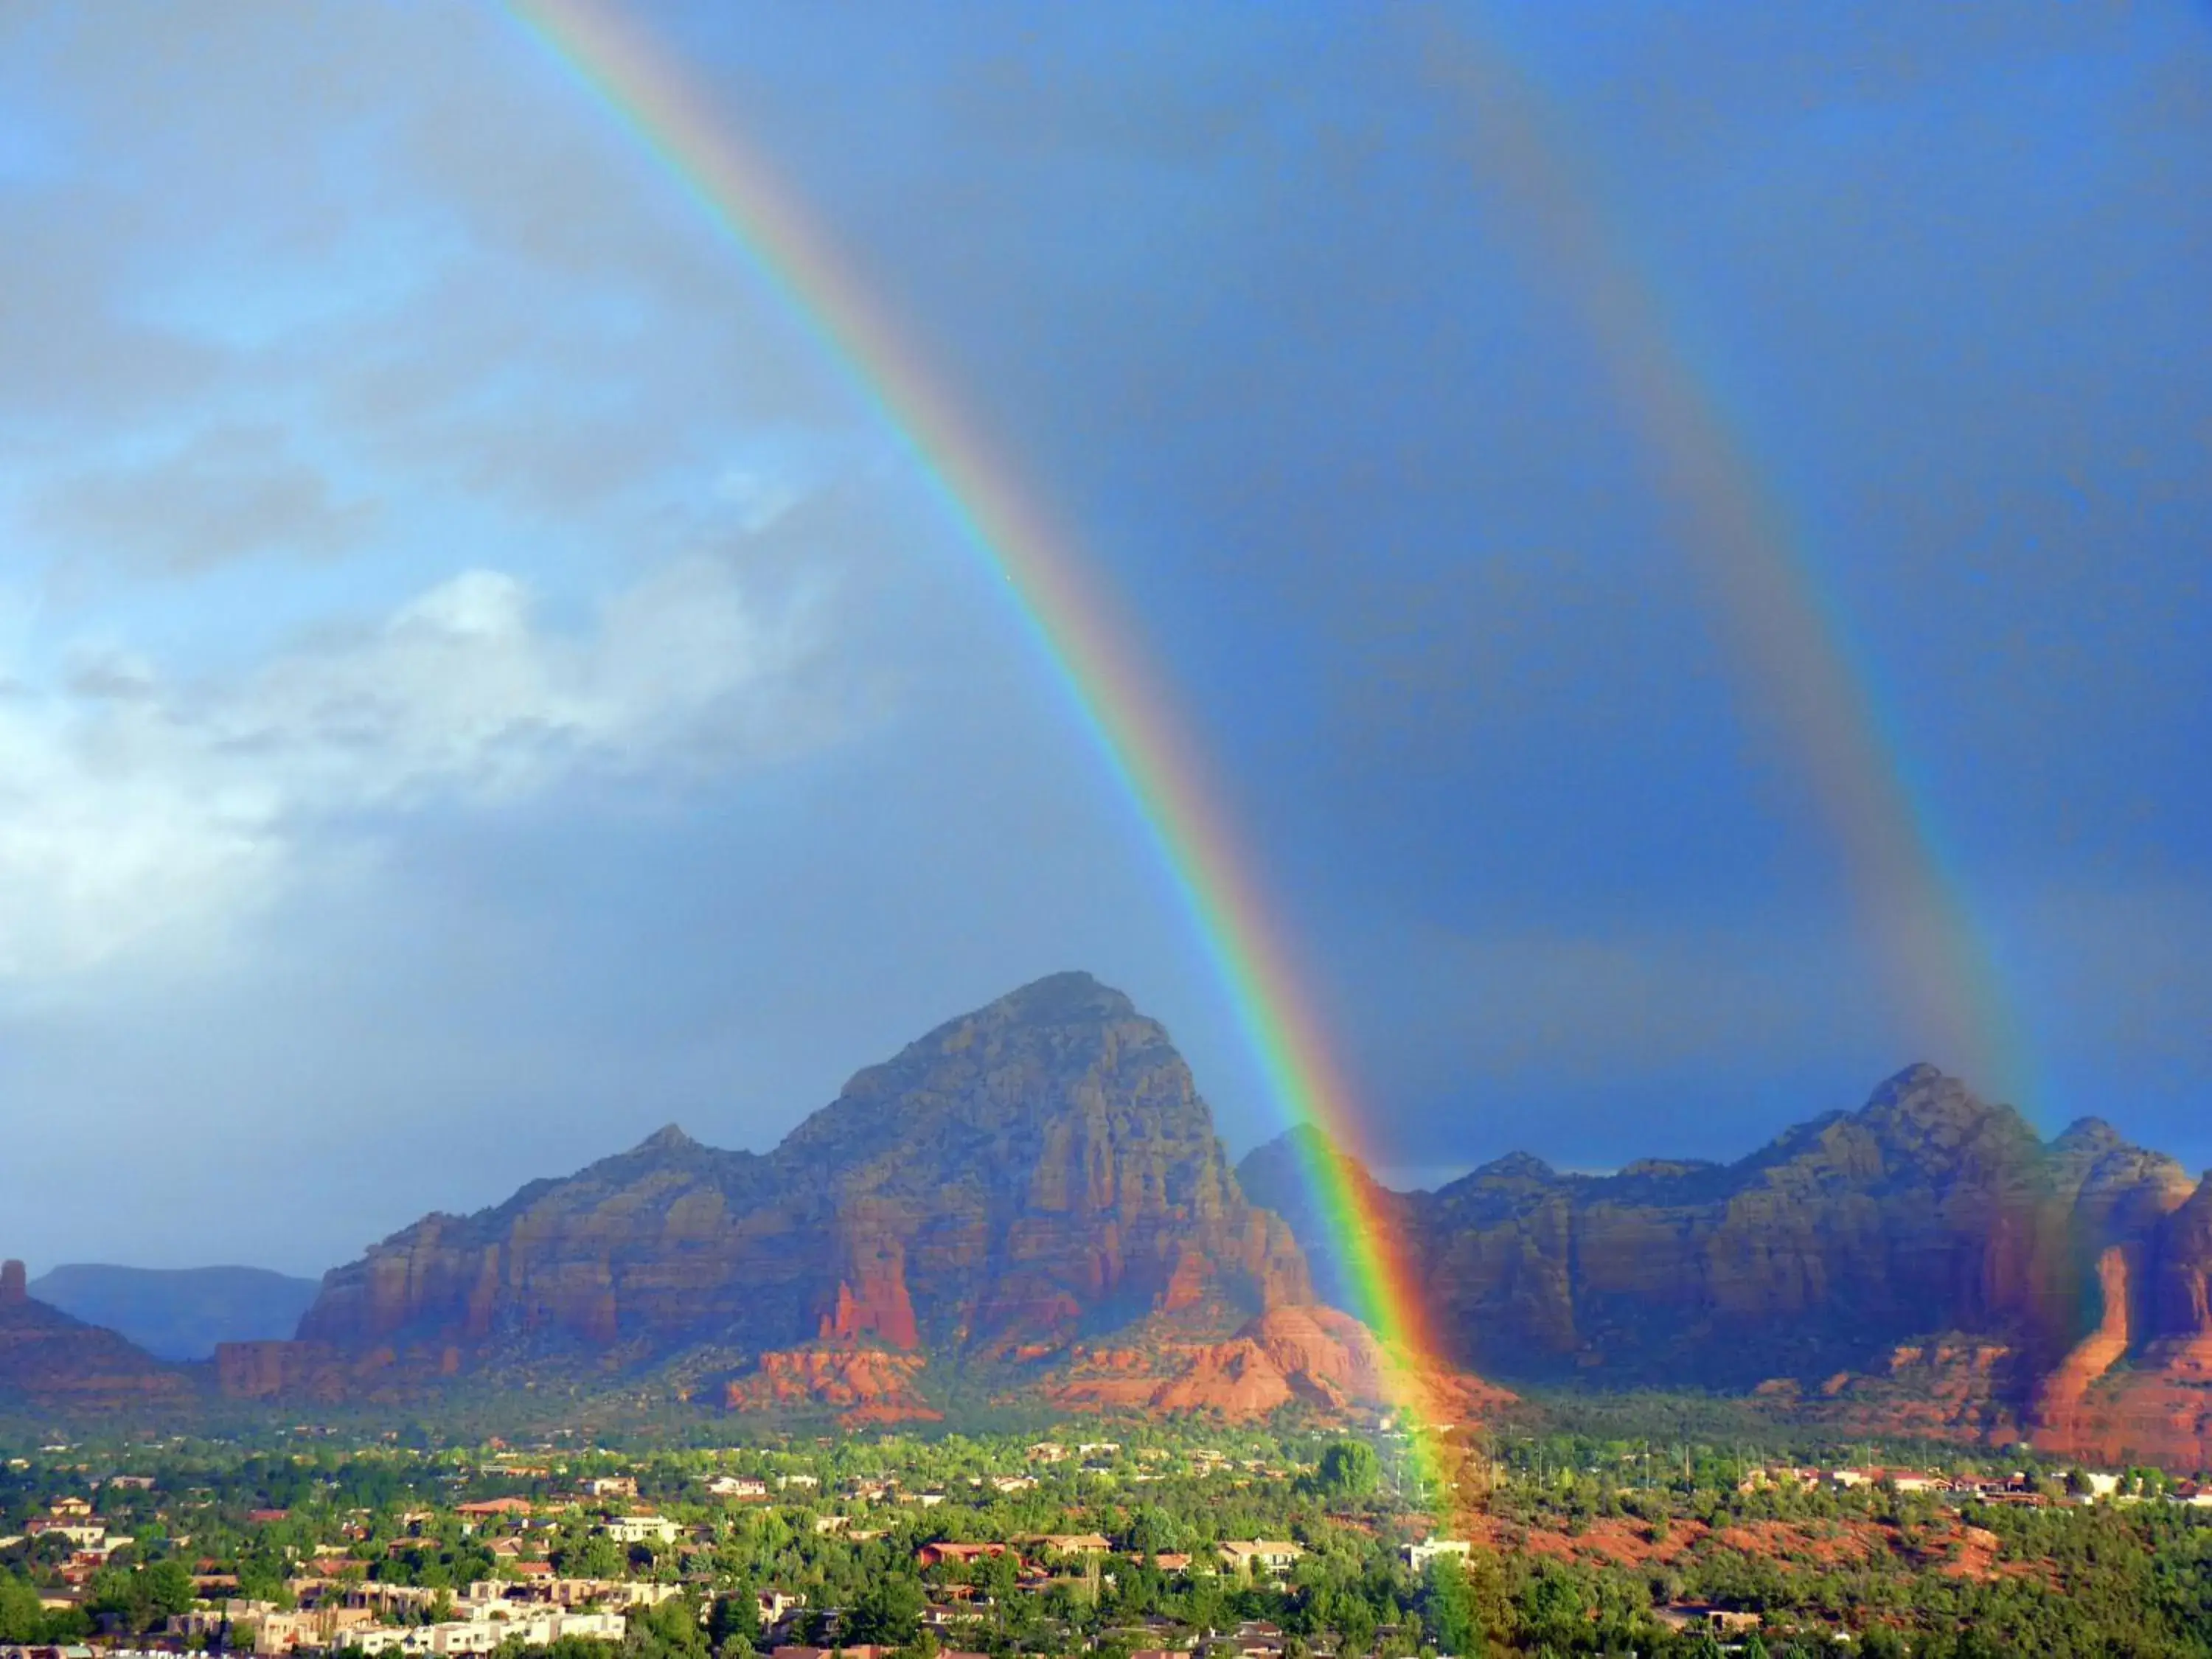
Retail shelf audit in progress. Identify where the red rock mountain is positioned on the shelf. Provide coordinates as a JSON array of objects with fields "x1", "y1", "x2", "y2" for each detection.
[
  {"x1": 0, "y1": 1258, "x2": 198, "y2": 1415},
  {"x1": 247, "y1": 974, "x2": 1318, "y2": 1411},
  {"x1": 1240, "y1": 1065, "x2": 2212, "y2": 1468}
]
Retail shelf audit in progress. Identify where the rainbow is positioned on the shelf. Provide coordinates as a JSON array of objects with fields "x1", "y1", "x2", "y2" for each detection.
[
  {"x1": 504, "y1": 0, "x2": 1458, "y2": 1492},
  {"x1": 502, "y1": 1, "x2": 2037, "y2": 1505},
  {"x1": 1417, "y1": 20, "x2": 2036, "y2": 1115}
]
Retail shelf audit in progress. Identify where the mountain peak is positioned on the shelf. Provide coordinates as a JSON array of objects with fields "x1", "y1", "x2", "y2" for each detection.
[
  {"x1": 1475, "y1": 1150, "x2": 1562, "y2": 1183},
  {"x1": 2053, "y1": 1116, "x2": 2123, "y2": 1152},
  {"x1": 987, "y1": 970, "x2": 1137, "y2": 1023},
  {"x1": 636, "y1": 1123, "x2": 700, "y2": 1155},
  {"x1": 1856, "y1": 1062, "x2": 2032, "y2": 1155}
]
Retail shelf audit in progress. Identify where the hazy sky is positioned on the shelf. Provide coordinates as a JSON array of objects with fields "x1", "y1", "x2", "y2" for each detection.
[{"x1": 2, "y1": 3, "x2": 2206, "y2": 1276}]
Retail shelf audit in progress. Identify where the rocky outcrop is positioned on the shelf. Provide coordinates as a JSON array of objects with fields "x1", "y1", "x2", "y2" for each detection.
[
  {"x1": 1046, "y1": 1304, "x2": 1512, "y2": 1423},
  {"x1": 251, "y1": 975, "x2": 1316, "y2": 1410},
  {"x1": 724, "y1": 1347, "x2": 939, "y2": 1424},
  {"x1": 0, "y1": 1260, "x2": 198, "y2": 1416}
]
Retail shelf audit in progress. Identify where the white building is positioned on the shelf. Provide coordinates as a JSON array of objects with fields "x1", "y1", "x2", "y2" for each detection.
[
  {"x1": 600, "y1": 1514, "x2": 681, "y2": 1545},
  {"x1": 1404, "y1": 1537, "x2": 1471, "y2": 1572}
]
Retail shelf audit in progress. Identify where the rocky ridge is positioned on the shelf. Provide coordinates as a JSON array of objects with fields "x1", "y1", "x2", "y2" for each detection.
[
  {"x1": 250, "y1": 974, "x2": 1339, "y2": 1418},
  {"x1": 1239, "y1": 1065, "x2": 2212, "y2": 1469}
]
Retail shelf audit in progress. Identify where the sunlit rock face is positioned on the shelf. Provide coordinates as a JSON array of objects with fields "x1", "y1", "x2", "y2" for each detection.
[
  {"x1": 2031, "y1": 1175, "x2": 2212, "y2": 1470},
  {"x1": 262, "y1": 973, "x2": 1312, "y2": 1407}
]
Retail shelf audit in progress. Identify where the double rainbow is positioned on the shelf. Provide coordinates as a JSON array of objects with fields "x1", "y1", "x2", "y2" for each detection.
[{"x1": 506, "y1": 1, "x2": 2029, "y2": 1506}]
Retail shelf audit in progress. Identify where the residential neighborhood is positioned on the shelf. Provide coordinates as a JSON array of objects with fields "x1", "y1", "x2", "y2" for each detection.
[{"x1": 4, "y1": 1427, "x2": 2209, "y2": 1659}]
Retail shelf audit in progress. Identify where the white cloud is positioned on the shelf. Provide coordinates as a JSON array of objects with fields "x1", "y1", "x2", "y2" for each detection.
[{"x1": 0, "y1": 557, "x2": 825, "y2": 981}]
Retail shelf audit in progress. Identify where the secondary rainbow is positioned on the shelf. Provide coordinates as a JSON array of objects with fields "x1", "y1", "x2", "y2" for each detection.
[
  {"x1": 504, "y1": 0, "x2": 1457, "y2": 1479},
  {"x1": 1419, "y1": 20, "x2": 2037, "y2": 1115}
]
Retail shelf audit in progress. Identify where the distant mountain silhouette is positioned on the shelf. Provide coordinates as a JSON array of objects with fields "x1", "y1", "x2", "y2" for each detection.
[{"x1": 30, "y1": 1263, "x2": 322, "y2": 1360}]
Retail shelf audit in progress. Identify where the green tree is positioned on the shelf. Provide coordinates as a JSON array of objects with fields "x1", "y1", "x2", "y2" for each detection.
[
  {"x1": 628, "y1": 1595, "x2": 709, "y2": 1659},
  {"x1": 709, "y1": 1589, "x2": 761, "y2": 1657},
  {"x1": 1311, "y1": 1442, "x2": 1381, "y2": 1501},
  {"x1": 1126, "y1": 1505, "x2": 1183, "y2": 1557},
  {"x1": 1419, "y1": 1558, "x2": 1480, "y2": 1657},
  {"x1": 1, "y1": 1571, "x2": 48, "y2": 1643},
  {"x1": 846, "y1": 1574, "x2": 925, "y2": 1646},
  {"x1": 145, "y1": 1559, "x2": 197, "y2": 1622}
]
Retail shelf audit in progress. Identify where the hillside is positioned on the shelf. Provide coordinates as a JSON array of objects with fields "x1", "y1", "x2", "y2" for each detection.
[{"x1": 30, "y1": 1263, "x2": 321, "y2": 1360}]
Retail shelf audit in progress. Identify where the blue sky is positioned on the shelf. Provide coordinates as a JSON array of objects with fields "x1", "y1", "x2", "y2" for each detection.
[{"x1": 1, "y1": 3, "x2": 2206, "y2": 1273}]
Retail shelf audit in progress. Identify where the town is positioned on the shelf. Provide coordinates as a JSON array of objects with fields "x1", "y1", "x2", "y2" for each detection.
[{"x1": 6, "y1": 1424, "x2": 2210, "y2": 1659}]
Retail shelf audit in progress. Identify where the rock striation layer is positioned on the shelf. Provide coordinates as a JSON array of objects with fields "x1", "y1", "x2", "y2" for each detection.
[{"x1": 253, "y1": 974, "x2": 1318, "y2": 1412}]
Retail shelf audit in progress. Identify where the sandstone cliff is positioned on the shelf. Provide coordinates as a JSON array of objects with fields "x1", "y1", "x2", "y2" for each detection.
[
  {"x1": 257, "y1": 974, "x2": 1314, "y2": 1411},
  {"x1": 2029, "y1": 1174, "x2": 2212, "y2": 1470}
]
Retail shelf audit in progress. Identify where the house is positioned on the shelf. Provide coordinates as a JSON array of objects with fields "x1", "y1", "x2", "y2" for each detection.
[
  {"x1": 1026, "y1": 1442, "x2": 1068, "y2": 1464},
  {"x1": 774, "y1": 1474, "x2": 820, "y2": 1490},
  {"x1": 457, "y1": 1498, "x2": 537, "y2": 1517},
  {"x1": 246, "y1": 1605, "x2": 377, "y2": 1655},
  {"x1": 989, "y1": 1475, "x2": 1037, "y2": 1494},
  {"x1": 1217, "y1": 1542, "x2": 1303, "y2": 1577},
  {"x1": 1034, "y1": 1534, "x2": 1112, "y2": 1557},
  {"x1": 600, "y1": 1514, "x2": 681, "y2": 1545},
  {"x1": 1076, "y1": 1442, "x2": 1121, "y2": 1458},
  {"x1": 708, "y1": 1475, "x2": 770, "y2": 1500},
  {"x1": 24, "y1": 1521, "x2": 106, "y2": 1550},
  {"x1": 352, "y1": 1611, "x2": 626, "y2": 1655},
  {"x1": 582, "y1": 1476, "x2": 638, "y2": 1500},
  {"x1": 757, "y1": 1590, "x2": 807, "y2": 1627},
  {"x1": 1402, "y1": 1537, "x2": 1470, "y2": 1572},
  {"x1": 1655, "y1": 1605, "x2": 1761, "y2": 1636},
  {"x1": 917, "y1": 1542, "x2": 1014, "y2": 1570}
]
